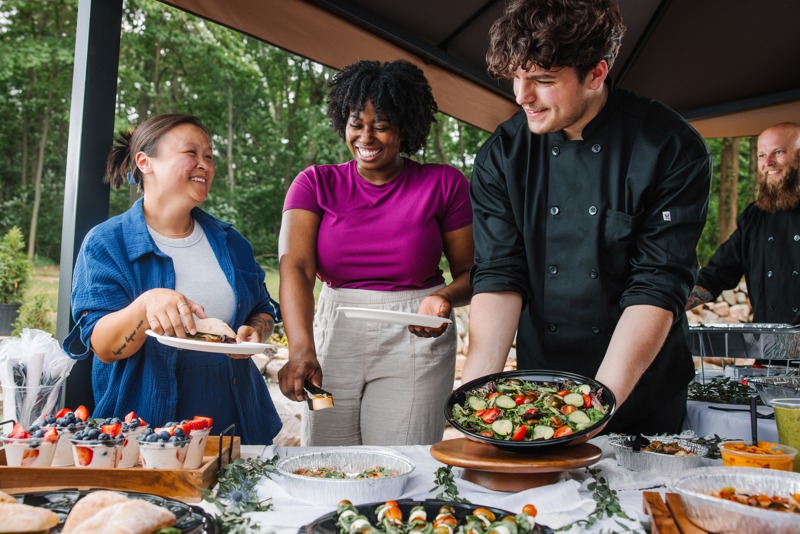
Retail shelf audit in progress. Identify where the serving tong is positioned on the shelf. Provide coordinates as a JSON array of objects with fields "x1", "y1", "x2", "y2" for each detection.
[{"x1": 304, "y1": 380, "x2": 334, "y2": 410}]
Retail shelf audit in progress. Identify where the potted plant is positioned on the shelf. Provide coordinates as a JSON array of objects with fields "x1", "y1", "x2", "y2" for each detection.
[{"x1": 0, "y1": 226, "x2": 31, "y2": 336}]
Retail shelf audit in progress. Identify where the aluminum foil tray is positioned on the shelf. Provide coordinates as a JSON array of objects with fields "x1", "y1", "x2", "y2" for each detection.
[
  {"x1": 689, "y1": 323, "x2": 800, "y2": 360},
  {"x1": 746, "y1": 375, "x2": 800, "y2": 406},
  {"x1": 609, "y1": 436, "x2": 709, "y2": 476},
  {"x1": 274, "y1": 447, "x2": 414, "y2": 506},
  {"x1": 672, "y1": 466, "x2": 800, "y2": 534}
]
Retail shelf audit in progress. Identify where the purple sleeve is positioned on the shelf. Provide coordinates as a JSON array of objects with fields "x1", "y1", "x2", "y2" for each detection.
[
  {"x1": 283, "y1": 167, "x2": 322, "y2": 215},
  {"x1": 440, "y1": 166, "x2": 473, "y2": 233}
]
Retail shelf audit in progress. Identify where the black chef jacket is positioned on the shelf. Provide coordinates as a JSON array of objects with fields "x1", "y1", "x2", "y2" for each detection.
[
  {"x1": 696, "y1": 203, "x2": 800, "y2": 323},
  {"x1": 470, "y1": 79, "x2": 712, "y2": 432}
]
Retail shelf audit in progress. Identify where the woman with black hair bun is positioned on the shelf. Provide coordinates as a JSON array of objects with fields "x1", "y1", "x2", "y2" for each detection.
[{"x1": 278, "y1": 60, "x2": 474, "y2": 446}]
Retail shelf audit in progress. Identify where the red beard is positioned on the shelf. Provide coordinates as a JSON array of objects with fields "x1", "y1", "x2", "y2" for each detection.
[{"x1": 755, "y1": 154, "x2": 800, "y2": 212}]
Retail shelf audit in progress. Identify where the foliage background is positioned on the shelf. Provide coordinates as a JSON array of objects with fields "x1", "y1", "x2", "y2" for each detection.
[{"x1": 0, "y1": 0, "x2": 761, "y2": 326}]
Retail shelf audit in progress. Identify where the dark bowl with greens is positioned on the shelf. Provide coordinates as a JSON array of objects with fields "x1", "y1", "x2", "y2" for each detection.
[{"x1": 445, "y1": 370, "x2": 616, "y2": 452}]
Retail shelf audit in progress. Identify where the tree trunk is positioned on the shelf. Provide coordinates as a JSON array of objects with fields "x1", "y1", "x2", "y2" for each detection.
[
  {"x1": 747, "y1": 135, "x2": 758, "y2": 204},
  {"x1": 226, "y1": 82, "x2": 235, "y2": 195},
  {"x1": 282, "y1": 76, "x2": 301, "y2": 193},
  {"x1": 433, "y1": 119, "x2": 446, "y2": 164},
  {"x1": 28, "y1": 69, "x2": 55, "y2": 260},
  {"x1": 717, "y1": 137, "x2": 740, "y2": 244}
]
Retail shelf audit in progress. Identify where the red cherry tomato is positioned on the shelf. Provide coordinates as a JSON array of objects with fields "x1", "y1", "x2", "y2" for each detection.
[
  {"x1": 582, "y1": 393, "x2": 593, "y2": 408},
  {"x1": 556, "y1": 390, "x2": 570, "y2": 397},
  {"x1": 554, "y1": 426, "x2": 574, "y2": 438},
  {"x1": 511, "y1": 425, "x2": 528, "y2": 441},
  {"x1": 513, "y1": 394, "x2": 526, "y2": 405}
]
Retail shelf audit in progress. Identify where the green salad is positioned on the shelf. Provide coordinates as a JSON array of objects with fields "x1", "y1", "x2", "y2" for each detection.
[{"x1": 451, "y1": 378, "x2": 610, "y2": 441}]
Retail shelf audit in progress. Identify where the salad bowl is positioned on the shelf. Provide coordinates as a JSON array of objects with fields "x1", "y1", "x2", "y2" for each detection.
[{"x1": 445, "y1": 370, "x2": 616, "y2": 452}]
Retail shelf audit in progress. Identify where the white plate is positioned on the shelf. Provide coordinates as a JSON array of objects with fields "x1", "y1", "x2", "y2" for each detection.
[
  {"x1": 145, "y1": 329, "x2": 272, "y2": 355},
  {"x1": 337, "y1": 307, "x2": 452, "y2": 328}
]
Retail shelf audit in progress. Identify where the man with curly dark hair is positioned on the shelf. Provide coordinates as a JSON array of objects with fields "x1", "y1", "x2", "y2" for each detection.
[
  {"x1": 278, "y1": 60, "x2": 474, "y2": 445},
  {"x1": 462, "y1": 0, "x2": 713, "y2": 435}
]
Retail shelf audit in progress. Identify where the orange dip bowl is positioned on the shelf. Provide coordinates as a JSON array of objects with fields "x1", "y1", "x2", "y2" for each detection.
[{"x1": 719, "y1": 441, "x2": 797, "y2": 471}]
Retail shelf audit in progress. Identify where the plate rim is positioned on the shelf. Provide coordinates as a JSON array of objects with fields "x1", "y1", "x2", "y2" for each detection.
[
  {"x1": 145, "y1": 329, "x2": 272, "y2": 354},
  {"x1": 336, "y1": 306, "x2": 453, "y2": 327}
]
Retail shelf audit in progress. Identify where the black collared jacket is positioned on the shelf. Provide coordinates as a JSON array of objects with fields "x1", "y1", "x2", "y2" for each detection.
[
  {"x1": 470, "y1": 79, "x2": 712, "y2": 430},
  {"x1": 697, "y1": 203, "x2": 800, "y2": 323}
]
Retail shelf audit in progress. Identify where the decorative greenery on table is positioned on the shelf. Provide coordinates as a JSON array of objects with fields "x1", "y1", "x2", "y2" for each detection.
[
  {"x1": 431, "y1": 466, "x2": 471, "y2": 503},
  {"x1": 556, "y1": 468, "x2": 638, "y2": 533},
  {"x1": 201, "y1": 456, "x2": 278, "y2": 533},
  {"x1": 688, "y1": 377, "x2": 761, "y2": 405}
]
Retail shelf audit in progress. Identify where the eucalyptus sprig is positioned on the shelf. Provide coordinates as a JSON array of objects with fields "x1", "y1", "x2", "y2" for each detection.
[
  {"x1": 431, "y1": 466, "x2": 470, "y2": 503},
  {"x1": 688, "y1": 377, "x2": 760, "y2": 405},
  {"x1": 558, "y1": 468, "x2": 639, "y2": 533},
  {"x1": 201, "y1": 455, "x2": 278, "y2": 533}
]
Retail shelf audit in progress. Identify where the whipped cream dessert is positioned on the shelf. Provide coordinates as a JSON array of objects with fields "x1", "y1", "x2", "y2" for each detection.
[
  {"x1": 70, "y1": 427, "x2": 125, "y2": 468},
  {"x1": 183, "y1": 427, "x2": 211, "y2": 469},
  {"x1": 37, "y1": 407, "x2": 90, "y2": 466},
  {"x1": 2, "y1": 434, "x2": 59, "y2": 467},
  {"x1": 137, "y1": 428, "x2": 190, "y2": 469}
]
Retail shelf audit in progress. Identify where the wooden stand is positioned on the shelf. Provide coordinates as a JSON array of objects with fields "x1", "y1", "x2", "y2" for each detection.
[
  {"x1": 643, "y1": 492, "x2": 708, "y2": 534},
  {"x1": 430, "y1": 438, "x2": 602, "y2": 492}
]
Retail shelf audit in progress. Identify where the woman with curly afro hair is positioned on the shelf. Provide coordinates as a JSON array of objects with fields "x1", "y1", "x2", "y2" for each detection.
[{"x1": 278, "y1": 60, "x2": 474, "y2": 446}]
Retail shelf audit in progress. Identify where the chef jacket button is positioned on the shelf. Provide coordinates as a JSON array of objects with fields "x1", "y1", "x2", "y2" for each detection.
[
  {"x1": 588, "y1": 206, "x2": 598, "y2": 215},
  {"x1": 548, "y1": 323, "x2": 558, "y2": 332},
  {"x1": 767, "y1": 236, "x2": 774, "y2": 243},
  {"x1": 795, "y1": 235, "x2": 800, "y2": 241},
  {"x1": 793, "y1": 307, "x2": 799, "y2": 313},
  {"x1": 767, "y1": 270, "x2": 773, "y2": 277},
  {"x1": 550, "y1": 206, "x2": 560, "y2": 215},
  {"x1": 591, "y1": 326, "x2": 600, "y2": 334},
  {"x1": 591, "y1": 144, "x2": 602, "y2": 153},
  {"x1": 549, "y1": 265, "x2": 558, "y2": 275},
  {"x1": 551, "y1": 146, "x2": 560, "y2": 156},
  {"x1": 768, "y1": 305, "x2": 775, "y2": 312},
  {"x1": 590, "y1": 269, "x2": 598, "y2": 279},
  {"x1": 793, "y1": 271, "x2": 799, "y2": 277}
]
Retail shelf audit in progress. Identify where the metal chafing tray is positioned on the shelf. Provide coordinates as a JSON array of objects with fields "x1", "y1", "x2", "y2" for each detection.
[{"x1": 689, "y1": 323, "x2": 800, "y2": 360}]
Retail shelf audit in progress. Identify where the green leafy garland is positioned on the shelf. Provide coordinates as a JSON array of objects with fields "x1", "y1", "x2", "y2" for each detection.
[
  {"x1": 431, "y1": 466, "x2": 470, "y2": 503},
  {"x1": 688, "y1": 377, "x2": 761, "y2": 405},
  {"x1": 200, "y1": 456, "x2": 278, "y2": 534},
  {"x1": 558, "y1": 469, "x2": 639, "y2": 533}
]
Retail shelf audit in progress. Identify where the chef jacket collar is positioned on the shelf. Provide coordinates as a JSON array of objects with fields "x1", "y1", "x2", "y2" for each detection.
[{"x1": 551, "y1": 76, "x2": 618, "y2": 143}]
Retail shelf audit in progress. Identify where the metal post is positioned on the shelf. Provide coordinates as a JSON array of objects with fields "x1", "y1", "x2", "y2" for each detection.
[{"x1": 57, "y1": 0, "x2": 123, "y2": 410}]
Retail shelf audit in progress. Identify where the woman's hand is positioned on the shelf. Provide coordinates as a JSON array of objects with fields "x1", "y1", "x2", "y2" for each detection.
[
  {"x1": 409, "y1": 293, "x2": 451, "y2": 338},
  {"x1": 278, "y1": 349, "x2": 323, "y2": 402},
  {"x1": 142, "y1": 288, "x2": 206, "y2": 337}
]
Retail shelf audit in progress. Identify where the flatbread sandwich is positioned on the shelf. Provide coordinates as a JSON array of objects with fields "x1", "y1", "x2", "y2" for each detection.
[
  {"x1": 62, "y1": 490, "x2": 176, "y2": 534},
  {"x1": 0, "y1": 490, "x2": 60, "y2": 533},
  {"x1": 186, "y1": 317, "x2": 237, "y2": 344}
]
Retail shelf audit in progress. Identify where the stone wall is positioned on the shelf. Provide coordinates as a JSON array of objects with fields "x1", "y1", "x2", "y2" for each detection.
[{"x1": 685, "y1": 280, "x2": 752, "y2": 324}]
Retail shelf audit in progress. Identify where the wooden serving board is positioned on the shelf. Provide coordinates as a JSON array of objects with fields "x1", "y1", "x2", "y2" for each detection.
[
  {"x1": 0, "y1": 435, "x2": 239, "y2": 502},
  {"x1": 643, "y1": 491, "x2": 709, "y2": 534},
  {"x1": 430, "y1": 438, "x2": 602, "y2": 492}
]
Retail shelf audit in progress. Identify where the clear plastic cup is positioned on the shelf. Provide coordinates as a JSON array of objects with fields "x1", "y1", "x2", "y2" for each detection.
[
  {"x1": 70, "y1": 436, "x2": 124, "y2": 468},
  {"x1": 2, "y1": 434, "x2": 59, "y2": 467},
  {"x1": 183, "y1": 427, "x2": 211, "y2": 469},
  {"x1": 42, "y1": 422, "x2": 87, "y2": 466},
  {"x1": 773, "y1": 398, "x2": 800, "y2": 472},
  {"x1": 118, "y1": 425, "x2": 148, "y2": 468},
  {"x1": 719, "y1": 440, "x2": 798, "y2": 471},
  {"x1": 137, "y1": 438, "x2": 190, "y2": 470}
]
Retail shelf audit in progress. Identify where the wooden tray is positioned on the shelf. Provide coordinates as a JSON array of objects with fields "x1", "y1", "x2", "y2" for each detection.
[
  {"x1": 643, "y1": 491, "x2": 709, "y2": 534},
  {"x1": 430, "y1": 438, "x2": 602, "y2": 492},
  {"x1": 0, "y1": 435, "x2": 239, "y2": 502}
]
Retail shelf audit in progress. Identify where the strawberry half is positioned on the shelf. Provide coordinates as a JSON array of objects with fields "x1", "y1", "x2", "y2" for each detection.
[
  {"x1": 192, "y1": 416, "x2": 213, "y2": 430},
  {"x1": 100, "y1": 423, "x2": 122, "y2": 437},
  {"x1": 74, "y1": 405, "x2": 89, "y2": 422},
  {"x1": 43, "y1": 427, "x2": 59, "y2": 443},
  {"x1": 75, "y1": 445, "x2": 93, "y2": 466},
  {"x1": 55, "y1": 407, "x2": 72, "y2": 418},
  {"x1": 9, "y1": 422, "x2": 31, "y2": 439},
  {"x1": 21, "y1": 449, "x2": 40, "y2": 466},
  {"x1": 124, "y1": 411, "x2": 138, "y2": 424}
]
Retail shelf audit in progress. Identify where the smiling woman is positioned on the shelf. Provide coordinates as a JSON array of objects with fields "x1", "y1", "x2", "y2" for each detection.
[{"x1": 62, "y1": 113, "x2": 283, "y2": 445}]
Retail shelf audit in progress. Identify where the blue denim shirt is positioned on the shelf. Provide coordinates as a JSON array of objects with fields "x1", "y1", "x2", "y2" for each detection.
[{"x1": 63, "y1": 198, "x2": 282, "y2": 444}]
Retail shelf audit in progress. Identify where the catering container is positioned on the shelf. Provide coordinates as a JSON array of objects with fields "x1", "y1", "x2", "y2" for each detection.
[{"x1": 719, "y1": 440, "x2": 797, "y2": 471}]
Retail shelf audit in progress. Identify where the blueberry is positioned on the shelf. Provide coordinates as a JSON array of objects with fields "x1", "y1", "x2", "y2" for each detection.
[
  {"x1": 158, "y1": 430, "x2": 171, "y2": 441},
  {"x1": 44, "y1": 415, "x2": 56, "y2": 424},
  {"x1": 32, "y1": 430, "x2": 45, "y2": 438},
  {"x1": 87, "y1": 428, "x2": 101, "y2": 439},
  {"x1": 173, "y1": 427, "x2": 185, "y2": 438}
]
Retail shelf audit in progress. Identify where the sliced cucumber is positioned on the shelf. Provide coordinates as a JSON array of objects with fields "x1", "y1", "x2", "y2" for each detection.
[
  {"x1": 467, "y1": 396, "x2": 488, "y2": 411},
  {"x1": 532, "y1": 425, "x2": 555, "y2": 440},
  {"x1": 576, "y1": 384, "x2": 592, "y2": 394},
  {"x1": 494, "y1": 394, "x2": 517, "y2": 409},
  {"x1": 563, "y1": 393, "x2": 584, "y2": 407},
  {"x1": 567, "y1": 410, "x2": 591, "y2": 425},
  {"x1": 575, "y1": 422, "x2": 592, "y2": 431},
  {"x1": 491, "y1": 418, "x2": 513, "y2": 436}
]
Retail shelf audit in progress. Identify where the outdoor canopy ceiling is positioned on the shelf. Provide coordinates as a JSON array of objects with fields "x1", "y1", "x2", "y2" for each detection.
[{"x1": 163, "y1": 0, "x2": 800, "y2": 138}]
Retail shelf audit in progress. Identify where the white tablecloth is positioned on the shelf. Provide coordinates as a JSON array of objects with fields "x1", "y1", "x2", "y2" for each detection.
[
  {"x1": 198, "y1": 438, "x2": 725, "y2": 533},
  {"x1": 685, "y1": 400, "x2": 778, "y2": 443}
]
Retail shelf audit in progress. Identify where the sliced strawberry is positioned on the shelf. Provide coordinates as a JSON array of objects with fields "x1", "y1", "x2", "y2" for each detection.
[
  {"x1": 154, "y1": 426, "x2": 175, "y2": 436},
  {"x1": 43, "y1": 427, "x2": 59, "y2": 443},
  {"x1": 100, "y1": 423, "x2": 122, "y2": 437},
  {"x1": 137, "y1": 416, "x2": 148, "y2": 427},
  {"x1": 21, "y1": 449, "x2": 40, "y2": 466},
  {"x1": 55, "y1": 407, "x2": 73, "y2": 418},
  {"x1": 74, "y1": 405, "x2": 89, "y2": 422},
  {"x1": 182, "y1": 420, "x2": 205, "y2": 432},
  {"x1": 75, "y1": 445, "x2": 93, "y2": 466},
  {"x1": 192, "y1": 416, "x2": 213, "y2": 429},
  {"x1": 9, "y1": 422, "x2": 31, "y2": 439},
  {"x1": 124, "y1": 411, "x2": 138, "y2": 423}
]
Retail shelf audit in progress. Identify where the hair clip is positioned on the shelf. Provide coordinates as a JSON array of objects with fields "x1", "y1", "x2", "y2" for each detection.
[{"x1": 127, "y1": 171, "x2": 136, "y2": 186}]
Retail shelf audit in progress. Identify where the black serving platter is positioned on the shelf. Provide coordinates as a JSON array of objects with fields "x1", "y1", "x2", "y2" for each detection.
[
  {"x1": 300, "y1": 499, "x2": 554, "y2": 534},
  {"x1": 445, "y1": 369, "x2": 616, "y2": 452},
  {"x1": 12, "y1": 488, "x2": 219, "y2": 533}
]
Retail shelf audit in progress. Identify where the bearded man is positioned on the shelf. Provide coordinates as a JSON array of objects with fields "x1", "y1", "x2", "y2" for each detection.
[{"x1": 687, "y1": 122, "x2": 800, "y2": 323}]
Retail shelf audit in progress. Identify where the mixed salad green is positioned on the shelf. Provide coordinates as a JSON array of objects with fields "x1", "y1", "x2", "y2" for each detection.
[{"x1": 451, "y1": 378, "x2": 610, "y2": 441}]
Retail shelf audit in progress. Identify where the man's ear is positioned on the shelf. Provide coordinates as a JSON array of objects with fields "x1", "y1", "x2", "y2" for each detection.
[
  {"x1": 134, "y1": 151, "x2": 151, "y2": 174},
  {"x1": 587, "y1": 60, "x2": 609, "y2": 90}
]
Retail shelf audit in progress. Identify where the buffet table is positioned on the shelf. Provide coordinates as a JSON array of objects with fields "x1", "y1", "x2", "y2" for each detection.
[
  {"x1": 200, "y1": 438, "x2": 723, "y2": 534},
  {"x1": 685, "y1": 400, "x2": 779, "y2": 443}
]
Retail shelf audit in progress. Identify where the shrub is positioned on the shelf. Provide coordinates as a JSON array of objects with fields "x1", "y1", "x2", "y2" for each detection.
[{"x1": 0, "y1": 226, "x2": 31, "y2": 304}]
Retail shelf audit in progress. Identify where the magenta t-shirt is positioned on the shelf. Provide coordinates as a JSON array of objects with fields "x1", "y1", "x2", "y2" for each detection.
[{"x1": 283, "y1": 159, "x2": 472, "y2": 291}]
